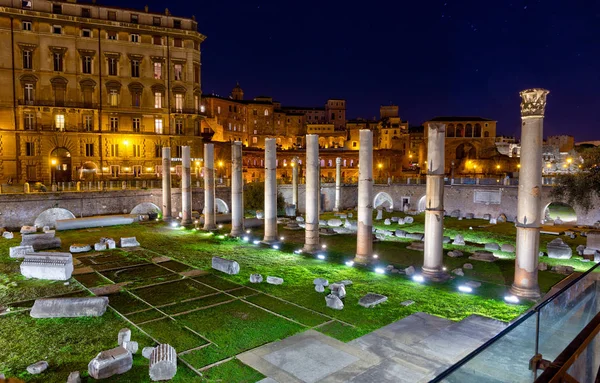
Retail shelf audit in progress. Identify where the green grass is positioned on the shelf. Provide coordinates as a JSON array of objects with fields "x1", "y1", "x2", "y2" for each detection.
[
  {"x1": 139, "y1": 318, "x2": 209, "y2": 352},
  {"x1": 198, "y1": 358, "x2": 265, "y2": 383},
  {"x1": 316, "y1": 321, "x2": 368, "y2": 342},
  {"x1": 158, "y1": 260, "x2": 194, "y2": 272},
  {"x1": 162, "y1": 293, "x2": 233, "y2": 315},
  {"x1": 125, "y1": 308, "x2": 166, "y2": 324},
  {"x1": 132, "y1": 279, "x2": 218, "y2": 306},
  {"x1": 100, "y1": 263, "x2": 175, "y2": 284},
  {"x1": 193, "y1": 274, "x2": 243, "y2": 291},
  {"x1": 107, "y1": 291, "x2": 151, "y2": 314},
  {"x1": 227, "y1": 287, "x2": 260, "y2": 298},
  {"x1": 73, "y1": 272, "x2": 112, "y2": 288},
  {"x1": 245, "y1": 293, "x2": 330, "y2": 327}
]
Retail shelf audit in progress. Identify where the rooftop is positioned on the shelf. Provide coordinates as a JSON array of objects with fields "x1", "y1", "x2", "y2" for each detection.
[{"x1": 428, "y1": 116, "x2": 495, "y2": 122}]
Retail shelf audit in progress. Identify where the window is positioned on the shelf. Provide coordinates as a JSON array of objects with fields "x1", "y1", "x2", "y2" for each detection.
[
  {"x1": 24, "y1": 113, "x2": 34, "y2": 130},
  {"x1": 154, "y1": 119, "x2": 163, "y2": 134},
  {"x1": 217, "y1": 106, "x2": 221, "y2": 114},
  {"x1": 53, "y1": 52, "x2": 63, "y2": 71},
  {"x1": 153, "y1": 36, "x2": 162, "y2": 45},
  {"x1": 107, "y1": 31, "x2": 117, "y2": 40},
  {"x1": 52, "y1": 25, "x2": 62, "y2": 34},
  {"x1": 85, "y1": 143, "x2": 94, "y2": 157},
  {"x1": 131, "y1": 60, "x2": 140, "y2": 77},
  {"x1": 83, "y1": 115, "x2": 93, "y2": 131},
  {"x1": 153, "y1": 17, "x2": 161, "y2": 26},
  {"x1": 24, "y1": 83, "x2": 34, "y2": 103},
  {"x1": 131, "y1": 91, "x2": 141, "y2": 108},
  {"x1": 132, "y1": 144, "x2": 141, "y2": 157},
  {"x1": 52, "y1": 4, "x2": 62, "y2": 14},
  {"x1": 153, "y1": 62, "x2": 162, "y2": 79},
  {"x1": 264, "y1": 109, "x2": 269, "y2": 116},
  {"x1": 81, "y1": 8, "x2": 91, "y2": 18},
  {"x1": 110, "y1": 144, "x2": 119, "y2": 157},
  {"x1": 108, "y1": 89, "x2": 119, "y2": 106},
  {"x1": 108, "y1": 57, "x2": 118, "y2": 76},
  {"x1": 252, "y1": 137, "x2": 258, "y2": 144},
  {"x1": 82, "y1": 28, "x2": 92, "y2": 38},
  {"x1": 154, "y1": 144, "x2": 161, "y2": 158},
  {"x1": 22, "y1": 21, "x2": 32, "y2": 31},
  {"x1": 194, "y1": 41, "x2": 200, "y2": 50},
  {"x1": 22, "y1": 51, "x2": 32, "y2": 69},
  {"x1": 130, "y1": 34, "x2": 139, "y2": 43},
  {"x1": 110, "y1": 165, "x2": 119, "y2": 177},
  {"x1": 194, "y1": 95, "x2": 199, "y2": 112},
  {"x1": 132, "y1": 118, "x2": 141, "y2": 132},
  {"x1": 154, "y1": 92, "x2": 162, "y2": 108},
  {"x1": 174, "y1": 38, "x2": 182, "y2": 48},
  {"x1": 130, "y1": 14, "x2": 138, "y2": 24},
  {"x1": 175, "y1": 119, "x2": 183, "y2": 135},
  {"x1": 175, "y1": 146, "x2": 182, "y2": 158},
  {"x1": 82, "y1": 56, "x2": 92, "y2": 74},
  {"x1": 352, "y1": 141, "x2": 357, "y2": 148},
  {"x1": 107, "y1": 11, "x2": 116, "y2": 21},
  {"x1": 22, "y1": 1, "x2": 32, "y2": 9},
  {"x1": 175, "y1": 94, "x2": 183, "y2": 112},
  {"x1": 25, "y1": 142, "x2": 35, "y2": 156},
  {"x1": 109, "y1": 117, "x2": 119, "y2": 132},
  {"x1": 55, "y1": 114, "x2": 65, "y2": 130},
  {"x1": 174, "y1": 64, "x2": 182, "y2": 81},
  {"x1": 173, "y1": 19, "x2": 181, "y2": 29}
]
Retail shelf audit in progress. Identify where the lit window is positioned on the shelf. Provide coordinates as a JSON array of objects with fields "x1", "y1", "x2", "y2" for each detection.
[
  {"x1": 55, "y1": 114, "x2": 65, "y2": 130},
  {"x1": 174, "y1": 64, "x2": 182, "y2": 81},
  {"x1": 24, "y1": 83, "x2": 34, "y2": 103},
  {"x1": 24, "y1": 113, "x2": 34, "y2": 130},
  {"x1": 108, "y1": 89, "x2": 119, "y2": 106},
  {"x1": 175, "y1": 94, "x2": 183, "y2": 112},
  {"x1": 109, "y1": 117, "x2": 119, "y2": 132},
  {"x1": 83, "y1": 115, "x2": 93, "y2": 131},
  {"x1": 175, "y1": 119, "x2": 183, "y2": 135},
  {"x1": 153, "y1": 62, "x2": 162, "y2": 79},
  {"x1": 154, "y1": 92, "x2": 162, "y2": 108},
  {"x1": 132, "y1": 118, "x2": 141, "y2": 132},
  {"x1": 154, "y1": 119, "x2": 163, "y2": 134}
]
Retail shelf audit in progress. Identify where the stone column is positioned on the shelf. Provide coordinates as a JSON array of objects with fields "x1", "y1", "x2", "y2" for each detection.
[
  {"x1": 422, "y1": 123, "x2": 449, "y2": 282},
  {"x1": 263, "y1": 138, "x2": 278, "y2": 243},
  {"x1": 181, "y1": 146, "x2": 192, "y2": 225},
  {"x1": 354, "y1": 130, "x2": 373, "y2": 264},
  {"x1": 230, "y1": 141, "x2": 244, "y2": 237},
  {"x1": 304, "y1": 135, "x2": 320, "y2": 252},
  {"x1": 334, "y1": 157, "x2": 342, "y2": 212},
  {"x1": 161, "y1": 147, "x2": 172, "y2": 221},
  {"x1": 203, "y1": 143, "x2": 217, "y2": 230},
  {"x1": 510, "y1": 88, "x2": 549, "y2": 299},
  {"x1": 292, "y1": 157, "x2": 299, "y2": 212}
]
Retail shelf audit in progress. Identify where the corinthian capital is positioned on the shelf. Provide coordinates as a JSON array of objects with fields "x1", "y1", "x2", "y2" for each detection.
[
  {"x1": 520, "y1": 88, "x2": 549, "y2": 117},
  {"x1": 428, "y1": 122, "x2": 446, "y2": 133}
]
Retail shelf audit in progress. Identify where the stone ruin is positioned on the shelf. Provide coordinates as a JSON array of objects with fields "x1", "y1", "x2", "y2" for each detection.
[
  {"x1": 20, "y1": 252, "x2": 73, "y2": 280},
  {"x1": 149, "y1": 344, "x2": 177, "y2": 382}
]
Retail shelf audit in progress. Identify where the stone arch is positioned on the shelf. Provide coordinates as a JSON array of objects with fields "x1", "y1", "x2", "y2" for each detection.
[
  {"x1": 50, "y1": 147, "x2": 72, "y2": 182},
  {"x1": 34, "y1": 207, "x2": 76, "y2": 229},
  {"x1": 474, "y1": 123, "x2": 482, "y2": 137},
  {"x1": 79, "y1": 161, "x2": 98, "y2": 181},
  {"x1": 215, "y1": 198, "x2": 229, "y2": 214},
  {"x1": 465, "y1": 123, "x2": 473, "y2": 137},
  {"x1": 447, "y1": 123, "x2": 455, "y2": 137},
  {"x1": 417, "y1": 195, "x2": 426, "y2": 212},
  {"x1": 373, "y1": 192, "x2": 394, "y2": 210},
  {"x1": 131, "y1": 202, "x2": 161, "y2": 218},
  {"x1": 543, "y1": 201, "x2": 577, "y2": 224}
]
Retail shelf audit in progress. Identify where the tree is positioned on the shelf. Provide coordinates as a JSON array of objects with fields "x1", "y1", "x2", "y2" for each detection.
[
  {"x1": 243, "y1": 182, "x2": 286, "y2": 214},
  {"x1": 551, "y1": 146, "x2": 600, "y2": 212}
]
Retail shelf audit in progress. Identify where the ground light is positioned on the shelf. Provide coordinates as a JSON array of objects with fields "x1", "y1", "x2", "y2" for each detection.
[
  {"x1": 458, "y1": 285, "x2": 473, "y2": 293},
  {"x1": 443, "y1": 267, "x2": 447, "y2": 271},
  {"x1": 217, "y1": 235, "x2": 225, "y2": 239},
  {"x1": 373, "y1": 254, "x2": 379, "y2": 259},
  {"x1": 504, "y1": 295, "x2": 520, "y2": 304},
  {"x1": 170, "y1": 222, "x2": 178, "y2": 228},
  {"x1": 218, "y1": 224, "x2": 223, "y2": 229},
  {"x1": 272, "y1": 245, "x2": 279, "y2": 250},
  {"x1": 345, "y1": 261, "x2": 354, "y2": 267},
  {"x1": 293, "y1": 249, "x2": 302, "y2": 254},
  {"x1": 253, "y1": 240, "x2": 260, "y2": 245},
  {"x1": 246, "y1": 229, "x2": 251, "y2": 234},
  {"x1": 317, "y1": 254, "x2": 326, "y2": 260},
  {"x1": 412, "y1": 275, "x2": 425, "y2": 283},
  {"x1": 375, "y1": 267, "x2": 385, "y2": 274},
  {"x1": 242, "y1": 236, "x2": 249, "y2": 242},
  {"x1": 280, "y1": 236, "x2": 285, "y2": 241}
]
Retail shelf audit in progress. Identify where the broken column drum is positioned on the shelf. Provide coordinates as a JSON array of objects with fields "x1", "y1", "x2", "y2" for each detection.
[
  {"x1": 161, "y1": 147, "x2": 172, "y2": 221},
  {"x1": 263, "y1": 138, "x2": 278, "y2": 243},
  {"x1": 181, "y1": 146, "x2": 192, "y2": 225},
  {"x1": 304, "y1": 135, "x2": 320, "y2": 252},
  {"x1": 354, "y1": 130, "x2": 373, "y2": 264},
  {"x1": 203, "y1": 143, "x2": 217, "y2": 230},
  {"x1": 510, "y1": 88, "x2": 549, "y2": 300},
  {"x1": 422, "y1": 122, "x2": 449, "y2": 282},
  {"x1": 230, "y1": 141, "x2": 244, "y2": 237}
]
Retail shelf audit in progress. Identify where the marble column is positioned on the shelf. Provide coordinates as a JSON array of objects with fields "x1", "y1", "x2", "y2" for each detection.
[
  {"x1": 203, "y1": 143, "x2": 217, "y2": 230},
  {"x1": 304, "y1": 135, "x2": 320, "y2": 252},
  {"x1": 292, "y1": 157, "x2": 299, "y2": 213},
  {"x1": 230, "y1": 141, "x2": 244, "y2": 237},
  {"x1": 510, "y1": 88, "x2": 549, "y2": 300},
  {"x1": 334, "y1": 157, "x2": 342, "y2": 212},
  {"x1": 263, "y1": 138, "x2": 278, "y2": 243},
  {"x1": 181, "y1": 146, "x2": 192, "y2": 226},
  {"x1": 354, "y1": 130, "x2": 373, "y2": 264},
  {"x1": 422, "y1": 123, "x2": 449, "y2": 282},
  {"x1": 161, "y1": 147, "x2": 172, "y2": 221}
]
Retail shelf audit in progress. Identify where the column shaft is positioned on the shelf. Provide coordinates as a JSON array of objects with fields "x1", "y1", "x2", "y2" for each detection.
[
  {"x1": 334, "y1": 157, "x2": 342, "y2": 212},
  {"x1": 263, "y1": 138, "x2": 278, "y2": 242},
  {"x1": 181, "y1": 146, "x2": 192, "y2": 225},
  {"x1": 230, "y1": 142, "x2": 244, "y2": 237},
  {"x1": 161, "y1": 147, "x2": 172, "y2": 221},
  {"x1": 203, "y1": 144, "x2": 217, "y2": 230},
  {"x1": 354, "y1": 130, "x2": 373, "y2": 263},
  {"x1": 292, "y1": 157, "x2": 299, "y2": 211},
  {"x1": 304, "y1": 135, "x2": 319, "y2": 252}
]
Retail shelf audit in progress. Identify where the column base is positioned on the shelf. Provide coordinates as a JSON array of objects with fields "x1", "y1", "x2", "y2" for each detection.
[
  {"x1": 162, "y1": 216, "x2": 173, "y2": 223},
  {"x1": 262, "y1": 236, "x2": 279, "y2": 244},
  {"x1": 353, "y1": 254, "x2": 371, "y2": 265},
  {"x1": 230, "y1": 229, "x2": 244, "y2": 238},
  {"x1": 333, "y1": 207, "x2": 340, "y2": 212},
  {"x1": 509, "y1": 284, "x2": 541, "y2": 300},
  {"x1": 181, "y1": 219, "x2": 193, "y2": 226},
  {"x1": 421, "y1": 267, "x2": 450, "y2": 282},
  {"x1": 303, "y1": 244, "x2": 320, "y2": 254},
  {"x1": 203, "y1": 224, "x2": 217, "y2": 231}
]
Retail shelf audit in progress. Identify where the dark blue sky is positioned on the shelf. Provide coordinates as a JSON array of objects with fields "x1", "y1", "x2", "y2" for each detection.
[{"x1": 106, "y1": 0, "x2": 599, "y2": 141}]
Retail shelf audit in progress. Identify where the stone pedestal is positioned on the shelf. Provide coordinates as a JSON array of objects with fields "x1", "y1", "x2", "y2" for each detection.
[
  {"x1": 334, "y1": 157, "x2": 342, "y2": 212},
  {"x1": 292, "y1": 157, "x2": 299, "y2": 214},
  {"x1": 304, "y1": 135, "x2": 320, "y2": 252},
  {"x1": 354, "y1": 130, "x2": 373, "y2": 264},
  {"x1": 161, "y1": 147, "x2": 172, "y2": 221},
  {"x1": 181, "y1": 146, "x2": 192, "y2": 225},
  {"x1": 230, "y1": 141, "x2": 244, "y2": 237},
  {"x1": 510, "y1": 88, "x2": 549, "y2": 300},
  {"x1": 203, "y1": 144, "x2": 217, "y2": 230},
  {"x1": 263, "y1": 138, "x2": 278, "y2": 243},
  {"x1": 422, "y1": 123, "x2": 449, "y2": 282}
]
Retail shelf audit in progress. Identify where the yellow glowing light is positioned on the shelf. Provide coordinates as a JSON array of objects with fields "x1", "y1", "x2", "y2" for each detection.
[
  {"x1": 291, "y1": 162, "x2": 295, "y2": 167},
  {"x1": 51, "y1": 159, "x2": 57, "y2": 165},
  {"x1": 517, "y1": 164, "x2": 521, "y2": 168},
  {"x1": 123, "y1": 140, "x2": 129, "y2": 146},
  {"x1": 170, "y1": 167, "x2": 175, "y2": 172},
  {"x1": 378, "y1": 163, "x2": 383, "y2": 169},
  {"x1": 124, "y1": 167, "x2": 131, "y2": 172},
  {"x1": 195, "y1": 161, "x2": 200, "y2": 166},
  {"x1": 409, "y1": 154, "x2": 413, "y2": 159},
  {"x1": 146, "y1": 167, "x2": 153, "y2": 172},
  {"x1": 218, "y1": 161, "x2": 224, "y2": 167},
  {"x1": 496, "y1": 165, "x2": 500, "y2": 169},
  {"x1": 547, "y1": 163, "x2": 552, "y2": 168},
  {"x1": 283, "y1": 163, "x2": 287, "y2": 167},
  {"x1": 102, "y1": 167, "x2": 109, "y2": 171},
  {"x1": 563, "y1": 164, "x2": 567, "y2": 168},
  {"x1": 567, "y1": 158, "x2": 573, "y2": 164}
]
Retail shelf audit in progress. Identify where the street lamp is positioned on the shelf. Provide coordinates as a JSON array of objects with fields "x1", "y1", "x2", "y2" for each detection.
[
  {"x1": 377, "y1": 163, "x2": 383, "y2": 180},
  {"x1": 51, "y1": 158, "x2": 57, "y2": 186}
]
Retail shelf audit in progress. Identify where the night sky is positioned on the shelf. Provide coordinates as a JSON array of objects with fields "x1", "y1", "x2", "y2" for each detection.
[{"x1": 105, "y1": 0, "x2": 599, "y2": 141}]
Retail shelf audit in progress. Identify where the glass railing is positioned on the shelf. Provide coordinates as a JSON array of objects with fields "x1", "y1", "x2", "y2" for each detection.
[{"x1": 432, "y1": 262, "x2": 600, "y2": 383}]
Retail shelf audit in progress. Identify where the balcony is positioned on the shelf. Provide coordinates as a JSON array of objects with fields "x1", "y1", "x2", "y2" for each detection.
[
  {"x1": 18, "y1": 100, "x2": 99, "y2": 109},
  {"x1": 171, "y1": 107, "x2": 205, "y2": 115}
]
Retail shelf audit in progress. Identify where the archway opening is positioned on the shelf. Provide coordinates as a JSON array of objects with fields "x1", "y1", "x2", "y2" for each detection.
[
  {"x1": 131, "y1": 202, "x2": 161, "y2": 220},
  {"x1": 79, "y1": 161, "x2": 98, "y2": 181},
  {"x1": 417, "y1": 195, "x2": 426, "y2": 213},
  {"x1": 373, "y1": 192, "x2": 394, "y2": 210},
  {"x1": 215, "y1": 198, "x2": 229, "y2": 214},
  {"x1": 544, "y1": 202, "x2": 577, "y2": 224},
  {"x1": 50, "y1": 147, "x2": 72, "y2": 183}
]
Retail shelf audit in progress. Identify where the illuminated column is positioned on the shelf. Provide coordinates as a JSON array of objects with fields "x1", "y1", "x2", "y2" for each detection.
[
  {"x1": 511, "y1": 88, "x2": 549, "y2": 299},
  {"x1": 334, "y1": 157, "x2": 342, "y2": 212},
  {"x1": 230, "y1": 141, "x2": 244, "y2": 237},
  {"x1": 292, "y1": 157, "x2": 299, "y2": 212},
  {"x1": 304, "y1": 135, "x2": 319, "y2": 252},
  {"x1": 354, "y1": 130, "x2": 373, "y2": 264},
  {"x1": 161, "y1": 147, "x2": 172, "y2": 221},
  {"x1": 203, "y1": 143, "x2": 217, "y2": 230},
  {"x1": 263, "y1": 138, "x2": 278, "y2": 243},
  {"x1": 181, "y1": 146, "x2": 192, "y2": 225},
  {"x1": 422, "y1": 123, "x2": 449, "y2": 282}
]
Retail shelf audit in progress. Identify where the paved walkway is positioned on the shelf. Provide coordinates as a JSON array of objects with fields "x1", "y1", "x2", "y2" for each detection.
[{"x1": 241, "y1": 312, "x2": 507, "y2": 383}]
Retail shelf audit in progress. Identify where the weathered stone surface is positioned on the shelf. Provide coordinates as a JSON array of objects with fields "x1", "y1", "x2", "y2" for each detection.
[
  {"x1": 319, "y1": 219, "x2": 328, "y2": 227},
  {"x1": 406, "y1": 233, "x2": 424, "y2": 241},
  {"x1": 21, "y1": 252, "x2": 73, "y2": 280},
  {"x1": 358, "y1": 293, "x2": 388, "y2": 308},
  {"x1": 67, "y1": 371, "x2": 81, "y2": 383},
  {"x1": 407, "y1": 242, "x2": 424, "y2": 251},
  {"x1": 118, "y1": 328, "x2": 131, "y2": 346},
  {"x1": 404, "y1": 216, "x2": 414, "y2": 224},
  {"x1": 552, "y1": 265, "x2": 574, "y2": 275},
  {"x1": 120, "y1": 237, "x2": 140, "y2": 248},
  {"x1": 577, "y1": 245, "x2": 586, "y2": 256},
  {"x1": 102, "y1": 238, "x2": 116, "y2": 249},
  {"x1": 485, "y1": 243, "x2": 500, "y2": 251},
  {"x1": 70, "y1": 244, "x2": 91, "y2": 253},
  {"x1": 327, "y1": 218, "x2": 343, "y2": 227},
  {"x1": 142, "y1": 347, "x2": 155, "y2": 359},
  {"x1": 497, "y1": 214, "x2": 507, "y2": 223},
  {"x1": 21, "y1": 232, "x2": 61, "y2": 251},
  {"x1": 88, "y1": 346, "x2": 133, "y2": 380},
  {"x1": 267, "y1": 276, "x2": 284, "y2": 285},
  {"x1": 483, "y1": 214, "x2": 491, "y2": 220},
  {"x1": 500, "y1": 244, "x2": 516, "y2": 253},
  {"x1": 397, "y1": 218, "x2": 405, "y2": 225},
  {"x1": 211, "y1": 257, "x2": 240, "y2": 275},
  {"x1": 404, "y1": 266, "x2": 416, "y2": 276},
  {"x1": 453, "y1": 234, "x2": 465, "y2": 246},
  {"x1": 442, "y1": 236, "x2": 451, "y2": 244},
  {"x1": 315, "y1": 284, "x2": 325, "y2": 293},
  {"x1": 250, "y1": 274, "x2": 263, "y2": 283},
  {"x1": 329, "y1": 283, "x2": 346, "y2": 298},
  {"x1": 465, "y1": 281, "x2": 482, "y2": 288},
  {"x1": 21, "y1": 226, "x2": 37, "y2": 234},
  {"x1": 489, "y1": 218, "x2": 497, "y2": 225},
  {"x1": 56, "y1": 215, "x2": 135, "y2": 231},
  {"x1": 450, "y1": 210, "x2": 461, "y2": 218},
  {"x1": 325, "y1": 294, "x2": 344, "y2": 310},
  {"x1": 448, "y1": 250, "x2": 464, "y2": 258},
  {"x1": 395, "y1": 229, "x2": 407, "y2": 238},
  {"x1": 391, "y1": 217, "x2": 399, "y2": 222},
  {"x1": 547, "y1": 238, "x2": 572, "y2": 259},
  {"x1": 469, "y1": 251, "x2": 499, "y2": 262},
  {"x1": 9, "y1": 245, "x2": 34, "y2": 258},
  {"x1": 122, "y1": 341, "x2": 139, "y2": 354},
  {"x1": 149, "y1": 344, "x2": 177, "y2": 382},
  {"x1": 463, "y1": 263, "x2": 473, "y2": 269},
  {"x1": 285, "y1": 205, "x2": 296, "y2": 217},
  {"x1": 375, "y1": 209, "x2": 383, "y2": 220},
  {"x1": 400, "y1": 300, "x2": 415, "y2": 306},
  {"x1": 3, "y1": 231, "x2": 14, "y2": 239},
  {"x1": 465, "y1": 213, "x2": 474, "y2": 219},
  {"x1": 94, "y1": 242, "x2": 107, "y2": 251},
  {"x1": 452, "y1": 268, "x2": 464, "y2": 276},
  {"x1": 296, "y1": 216, "x2": 304, "y2": 223},
  {"x1": 313, "y1": 278, "x2": 329, "y2": 287},
  {"x1": 35, "y1": 208, "x2": 77, "y2": 229},
  {"x1": 30, "y1": 297, "x2": 108, "y2": 318},
  {"x1": 27, "y1": 361, "x2": 48, "y2": 374},
  {"x1": 383, "y1": 219, "x2": 391, "y2": 226},
  {"x1": 42, "y1": 226, "x2": 51, "y2": 233}
]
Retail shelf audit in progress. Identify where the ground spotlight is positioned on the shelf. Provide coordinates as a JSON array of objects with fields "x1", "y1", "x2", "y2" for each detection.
[
  {"x1": 412, "y1": 275, "x2": 425, "y2": 283},
  {"x1": 317, "y1": 254, "x2": 326, "y2": 260},
  {"x1": 504, "y1": 295, "x2": 520, "y2": 304},
  {"x1": 294, "y1": 249, "x2": 302, "y2": 254},
  {"x1": 242, "y1": 236, "x2": 249, "y2": 242},
  {"x1": 375, "y1": 267, "x2": 385, "y2": 274},
  {"x1": 345, "y1": 261, "x2": 354, "y2": 267},
  {"x1": 218, "y1": 224, "x2": 223, "y2": 229},
  {"x1": 217, "y1": 235, "x2": 225, "y2": 239},
  {"x1": 373, "y1": 254, "x2": 378, "y2": 259},
  {"x1": 253, "y1": 240, "x2": 260, "y2": 245},
  {"x1": 458, "y1": 285, "x2": 473, "y2": 293},
  {"x1": 272, "y1": 245, "x2": 279, "y2": 250},
  {"x1": 170, "y1": 222, "x2": 178, "y2": 228},
  {"x1": 280, "y1": 236, "x2": 285, "y2": 241},
  {"x1": 246, "y1": 230, "x2": 251, "y2": 234},
  {"x1": 321, "y1": 244, "x2": 327, "y2": 249}
]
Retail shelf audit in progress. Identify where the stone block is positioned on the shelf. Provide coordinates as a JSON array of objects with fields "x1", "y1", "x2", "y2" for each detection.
[
  {"x1": 315, "y1": 284, "x2": 325, "y2": 293},
  {"x1": 319, "y1": 219, "x2": 328, "y2": 226},
  {"x1": 407, "y1": 242, "x2": 424, "y2": 251},
  {"x1": 21, "y1": 252, "x2": 73, "y2": 281},
  {"x1": 30, "y1": 297, "x2": 108, "y2": 318},
  {"x1": 118, "y1": 328, "x2": 131, "y2": 346},
  {"x1": 452, "y1": 268, "x2": 464, "y2": 276},
  {"x1": 20, "y1": 225, "x2": 37, "y2": 234},
  {"x1": 450, "y1": 210, "x2": 461, "y2": 218},
  {"x1": 250, "y1": 274, "x2": 263, "y2": 283},
  {"x1": 21, "y1": 232, "x2": 61, "y2": 251},
  {"x1": 391, "y1": 217, "x2": 399, "y2": 222},
  {"x1": 448, "y1": 250, "x2": 464, "y2": 258},
  {"x1": 395, "y1": 229, "x2": 407, "y2": 238},
  {"x1": 469, "y1": 251, "x2": 498, "y2": 262},
  {"x1": 56, "y1": 215, "x2": 135, "y2": 231},
  {"x1": 285, "y1": 205, "x2": 296, "y2": 217},
  {"x1": 401, "y1": 300, "x2": 415, "y2": 306},
  {"x1": 463, "y1": 263, "x2": 473, "y2": 269},
  {"x1": 338, "y1": 280, "x2": 353, "y2": 286},
  {"x1": 102, "y1": 238, "x2": 116, "y2": 249},
  {"x1": 296, "y1": 216, "x2": 304, "y2": 223},
  {"x1": 67, "y1": 371, "x2": 81, "y2": 383},
  {"x1": 211, "y1": 257, "x2": 240, "y2": 275},
  {"x1": 149, "y1": 344, "x2": 177, "y2": 382},
  {"x1": 489, "y1": 218, "x2": 497, "y2": 225},
  {"x1": 443, "y1": 236, "x2": 451, "y2": 244},
  {"x1": 497, "y1": 214, "x2": 507, "y2": 223},
  {"x1": 122, "y1": 340, "x2": 139, "y2": 354},
  {"x1": 406, "y1": 232, "x2": 424, "y2": 241},
  {"x1": 313, "y1": 278, "x2": 329, "y2": 287},
  {"x1": 26, "y1": 361, "x2": 48, "y2": 374},
  {"x1": 70, "y1": 244, "x2": 91, "y2": 253},
  {"x1": 94, "y1": 242, "x2": 107, "y2": 251},
  {"x1": 358, "y1": 293, "x2": 388, "y2": 308},
  {"x1": 452, "y1": 234, "x2": 465, "y2": 246},
  {"x1": 267, "y1": 276, "x2": 284, "y2": 285},
  {"x1": 327, "y1": 218, "x2": 343, "y2": 227},
  {"x1": 538, "y1": 262, "x2": 548, "y2": 271},
  {"x1": 375, "y1": 209, "x2": 383, "y2": 220},
  {"x1": 142, "y1": 347, "x2": 155, "y2": 359},
  {"x1": 325, "y1": 294, "x2": 344, "y2": 310},
  {"x1": 483, "y1": 214, "x2": 491, "y2": 220},
  {"x1": 500, "y1": 244, "x2": 516, "y2": 253},
  {"x1": 547, "y1": 238, "x2": 572, "y2": 259},
  {"x1": 383, "y1": 219, "x2": 391, "y2": 226},
  {"x1": 586, "y1": 231, "x2": 600, "y2": 250},
  {"x1": 3, "y1": 231, "x2": 14, "y2": 239},
  {"x1": 9, "y1": 245, "x2": 34, "y2": 258},
  {"x1": 88, "y1": 346, "x2": 133, "y2": 380},
  {"x1": 397, "y1": 218, "x2": 405, "y2": 225},
  {"x1": 484, "y1": 243, "x2": 500, "y2": 251},
  {"x1": 404, "y1": 216, "x2": 414, "y2": 224},
  {"x1": 404, "y1": 266, "x2": 415, "y2": 276},
  {"x1": 120, "y1": 237, "x2": 140, "y2": 248},
  {"x1": 329, "y1": 283, "x2": 346, "y2": 298},
  {"x1": 465, "y1": 213, "x2": 474, "y2": 219},
  {"x1": 256, "y1": 210, "x2": 264, "y2": 219},
  {"x1": 576, "y1": 245, "x2": 586, "y2": 256},
  {"x1": 552, "y1": 265, "x2": 574, "y2": 275},
  {"x1": 42, "y1": 226, "x2": 51, "y2": 233}
]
